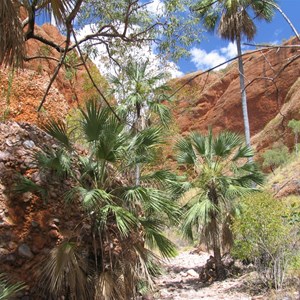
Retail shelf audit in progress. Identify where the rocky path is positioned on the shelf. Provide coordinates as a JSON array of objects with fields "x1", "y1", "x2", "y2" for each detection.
[{"x1": 153, "y1": 251, "x2": 252, "y2": 300}]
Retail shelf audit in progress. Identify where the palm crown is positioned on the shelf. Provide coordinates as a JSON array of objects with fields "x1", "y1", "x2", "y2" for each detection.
[
  {"x1": 17, "y1": 99, "x2": 181, "y2": 299},
  {"x1": 175, "y1": 129, "x2": 263, "y2": 279},
  {"x1": 194, "y1": 0, "x2": 276, "y2": 41}
]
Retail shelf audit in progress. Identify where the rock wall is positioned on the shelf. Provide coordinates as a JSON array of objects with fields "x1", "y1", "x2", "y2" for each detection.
[
  {"x1": 0, "y1": 122, "x2": 82, "y2": 297},
  {"x1": 0, "y1": 23, "x2": 108, "y2": 125},
  {"x1": 170, "y1": 37, "x2": 300, "y2": 152}
]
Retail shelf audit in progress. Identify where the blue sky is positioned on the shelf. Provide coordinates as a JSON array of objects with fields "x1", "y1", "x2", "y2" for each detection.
[
  {"x1": 37, "y1": 1, "x2": 299, "y2": 77},
  {"x1": 178, "y1": 0, "x2": 300, "y2": 74}
]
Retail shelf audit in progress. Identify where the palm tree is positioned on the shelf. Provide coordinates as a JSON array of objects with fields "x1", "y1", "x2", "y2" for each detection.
[
  {"x1": 110, "y1": 59, "x2": 172, "y2": 185},
  {"x1": 193, "y1": 0, "x2": 276, "y2": 147},
  {"x1": 18, "y1": 99, "x2": 180, "y2": 299},
  {"x1": 0, "y1": 0, "x2": 77, "y2": 67},
  {"x1": 175, "y1": 129, "x2": 263, "y2": 279},
  {"x1": 0, "y1": 0, "x2": 24, "y2": 67}
]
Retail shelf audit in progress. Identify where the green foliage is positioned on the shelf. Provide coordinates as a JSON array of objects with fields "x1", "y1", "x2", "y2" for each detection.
[
  {"x1": 288, "y1": 119, "x2": 300, "y2": 153},
  {"x1": 33, "y1": 99, "x2": 180, "y2": 299},
  {"x1": 175, "y1": 129, "x2": 263, "y2": 278},
  {"x1": 82, "y1": 65, "x2": 109, "y2": 93},
  {"x1": 109, "y1": 59, "x2": 172, "y2": 129},
  {"x1": 0, "y1": 273, "x2": 25, "y2": 300},
  {"x1": 288, "y1": 119, "x2": 300, "y2": 135},
  {"x1": 14, "y1": 175, "x2": 48, "y2": 201},
  {"x1": 64, "y1": 51, "x2": 80, "y2": 82},
  {"x1": 262, "y1": 145, "x2": 290, "y2": 171},
  {"x1": 38, "y1": 45, "x2": 51, "y2": 57},
  {"x1": 232, "y1": 192, "x2": 299, "y2": 289}
]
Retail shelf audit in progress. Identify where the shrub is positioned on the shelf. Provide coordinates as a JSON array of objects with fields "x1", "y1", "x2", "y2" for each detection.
[
  {"x1": 232, "y1": 192, "x2": 299, "y2": 290},
  {"x1": 262, "y1": 145, "x2": 289, "y2": 172}
]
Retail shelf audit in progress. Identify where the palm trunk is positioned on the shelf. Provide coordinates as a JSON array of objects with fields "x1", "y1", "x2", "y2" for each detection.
[
  {"x1": 236, "y1": 35, "x2": 251, "y2": 148},
  {"x1": 211, "y1": 214, "x2": 225, "y2": 280},
  {"x1": 209, "y1": 187, "x2": 226, "y2": 280}
]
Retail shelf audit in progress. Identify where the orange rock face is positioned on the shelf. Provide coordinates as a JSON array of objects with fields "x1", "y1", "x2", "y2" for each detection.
[
  {"x1": 0, "y1": 23, "x2": 108, "y2": 124},
  {"x1": 169, "y1": 37, "x2": 300, "y2": 153}
]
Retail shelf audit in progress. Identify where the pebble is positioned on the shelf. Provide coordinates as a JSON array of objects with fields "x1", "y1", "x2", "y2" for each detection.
[
  {"x1": 18, "y1": 244, "x2": 34, "y2": 259},
  {"x1": 186, "y1": 269, "x2": 199, "y2": 277},
  {"x1": 23, "y1": 140, "x2": 35, "y2": 149},
  {"x1": 49, "y1": 229, "x2": 60, "y2": 239}
]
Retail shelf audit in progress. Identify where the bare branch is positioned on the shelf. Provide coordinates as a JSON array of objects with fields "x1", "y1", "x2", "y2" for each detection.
[
  {"x1": 244, "y1": 42, "x2": 300, "y2": 49},
  {"x1": 71, "y1": 28, "x2": 121, "y2": 121}
]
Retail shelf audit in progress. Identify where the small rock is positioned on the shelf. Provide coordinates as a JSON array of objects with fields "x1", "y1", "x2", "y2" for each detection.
[
  {"x1": 5, "y1": 254, "x2": 16, "y2": 262},
  {"x1": 23, "y1": 140, "x2": 35, "y2": 149},
  {"x1": 49, "y1": 229, "x2": 60, "y2": 239},
  {"x1": 0, "y1": 247, "x2": 10, "y2": 257},
  {"x1": 179, "y1": 271, "x2": 188, "y2": 277},
  {"x1": 18, "y1": 244, "x2": 34, "y2": 259},
  {"x1": 23, "y1": 192, "x2": 32, "y2": 203},
  {"x1": 186, "y1": 269, "x2": 199, "y2": 277},
  {"x1": 8, "y1": 241, "x2": 17, "y2": 250},
  {"x1": 0, "y1": 151, "x2": 10, "y2": 161},
  {"x1": 31, "y1": 221, "x2": 39, "y2": 228},
  {"x1": 52, "y1": 218, "x2": 60, "y2": 224}
]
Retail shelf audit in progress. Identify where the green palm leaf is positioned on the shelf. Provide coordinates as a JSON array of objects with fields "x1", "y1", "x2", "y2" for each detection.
[
  {"x1": 43, "y1": 119, "x2": 71, "y2": 148},
  {"x1": 175, "y1": 137, "x2": 196, "y2": 165},
  {"x1": 150, "y1": 102, "x2": 172, "y2": 128},
  {"x1": 80, "y1": 100, "x2": 110, "y2": 142},
  {"x1": 14, "y1": 175, "x2": 48, "y2": 200},
  {"x1": 0, "y1": 273, "x2": 25, "y2": 300},
  {"x1": 140, "y1": 218, "x2": 178, "y2": 258},
  {"x1": 101, "y1": 205, "x2": 138, "y2": 238}
]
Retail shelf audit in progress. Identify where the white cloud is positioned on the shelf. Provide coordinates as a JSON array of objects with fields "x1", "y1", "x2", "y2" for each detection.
[
  {"x1": 147, "y1": 0, "x2": 165, "y2": 15},
  {"x1": 74, "y1": 24, "x2": 183, "y2": 79},
  {"x1": 220, "y1": 42, "x2": 237, "y2": 58},
  {"x1": 190, "y1": 42, "x2": 238, "y2": 71}
]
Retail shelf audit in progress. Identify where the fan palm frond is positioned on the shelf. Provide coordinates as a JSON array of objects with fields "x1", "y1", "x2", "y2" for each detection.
[
  {"x1": 182, "y1": 196, "x2": 216, "y2": 240},
  {"x1": 80, "y1": 100, "x2": 110, "y2": 142},
  {"x1": 43, "y1": 119, "x2": 71, "y2": 149},
  {"x1": 14, "y1": 175, "x2": 48, "y2": 200},
  {"x1": 213, "y1": 131, "x2": 243, "y2": 157},
  {"x1": 140, "y1": 218, "x2": 177, "y2": 258},
  {"x1": 0, "y1": 273, "x2": 25, "y2": 300},
  {"x1": 35, "y1": 147, "x2": 72, "y2": 177},
  {"x1": 38, "y1": 241, "x2": 91, "y2": 300},
  {"x1": 101, "y1": 204, "x2": 139, "y2": 238},
  {"x1": 175, "y1": 137, "x2": 196, "y2": 165},
  {"x1": 36, "y1": 0, "x2": 77, "y2": 25},
  {"x1": 0, "y1": 0, "x2": 24, "y2": 67},
  {"x1": 149, "y1": 102, "x2": 172, "y2": 128}
]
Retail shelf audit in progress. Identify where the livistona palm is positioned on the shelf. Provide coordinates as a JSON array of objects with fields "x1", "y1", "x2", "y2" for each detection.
[
  {"x1": 175, "y1": 129, "x2": 263, "y2": 279},
  {"x1": 0, "y1": 0, "x2": 77, "y2": 67},
  {"x1": 193, "y1": 0, "x2": 276, "y2": 148},
  {"x1": 15, "y1": 99, "x2": 181, "y2": 299}
]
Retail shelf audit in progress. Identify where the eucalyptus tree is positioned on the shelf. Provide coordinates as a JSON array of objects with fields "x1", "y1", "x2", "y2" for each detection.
[
  {"x1": 193, "y1": 0, "x2": 276, "y2": 147},
  {"x1": 175, "y1": 129, "x2": 263, "y2": 279},
  {"x1": 18, "y1": 99, "x2": 181, "y2": 298},
  {"x1": 0, "y1": 0, "x2": 202, "y2": 110}
]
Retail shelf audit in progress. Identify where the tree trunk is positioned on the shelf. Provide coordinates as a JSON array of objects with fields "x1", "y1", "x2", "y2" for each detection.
[
  {"x1": 209, "y1": 186, "x2": 226, "y2": 280},
  {"x1": 211, "y1": 214, "x2": 226, "y2": 280},
  {"x1": 236, "y1": 35, "x2": 251, "y2": 148}
]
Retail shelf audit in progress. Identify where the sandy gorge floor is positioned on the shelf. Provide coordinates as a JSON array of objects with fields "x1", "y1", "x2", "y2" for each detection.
[{"x1": 152, "y1": 251, "x2": 299, "y2": 300}]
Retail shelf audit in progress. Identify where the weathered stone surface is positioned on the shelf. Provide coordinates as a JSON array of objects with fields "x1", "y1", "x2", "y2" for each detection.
[{"x1": 18, "y1": 244, "x2": 34, "y2": 259}]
